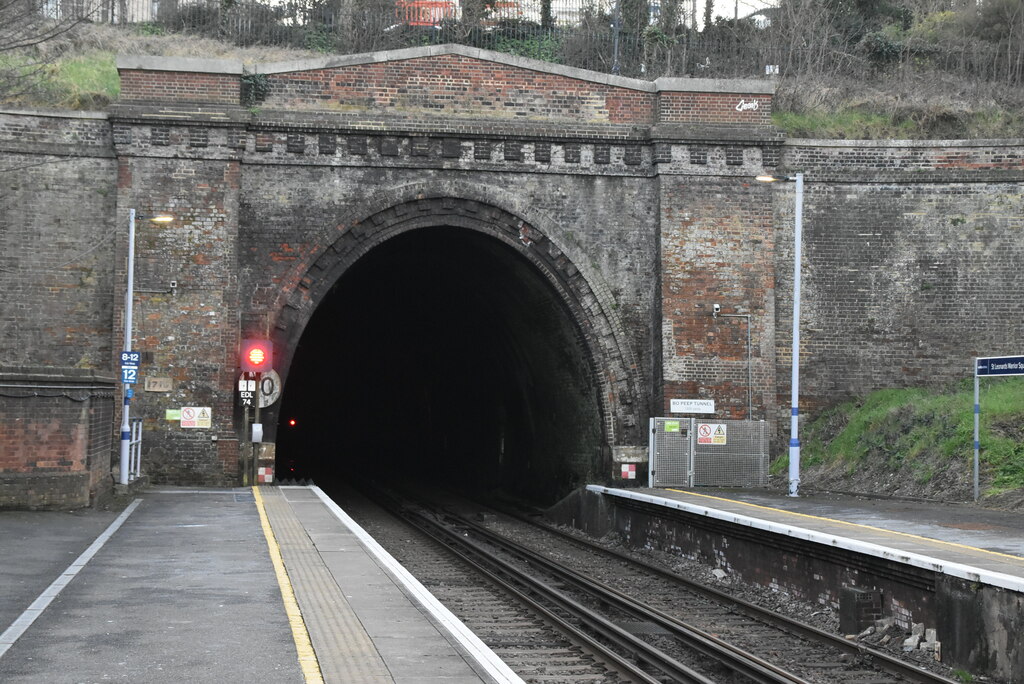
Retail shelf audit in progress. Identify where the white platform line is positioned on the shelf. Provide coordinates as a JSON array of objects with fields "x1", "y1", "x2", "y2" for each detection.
[
  {"x1": 589, "y1": 486, "x2": 1024, "y2": 593},
  {"x1": 310, "y1": 486, "x2": 525, "y2": 684},
  {"x1": 0, "y1": 499, "x2": 143, "y2": 658}
]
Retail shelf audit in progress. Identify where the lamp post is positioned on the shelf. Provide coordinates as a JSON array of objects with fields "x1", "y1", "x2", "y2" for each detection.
[
  {"x1": 756, "y1": 173, "x2": 804, "y2": 497},
  {"x1": 119, "y1": 209, "x2": 172, "y2": 486}
]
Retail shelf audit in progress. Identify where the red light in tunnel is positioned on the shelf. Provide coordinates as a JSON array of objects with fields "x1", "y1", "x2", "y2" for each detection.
[{"x1": 288, "y1": 418, "x2": 297, "y2": 427}]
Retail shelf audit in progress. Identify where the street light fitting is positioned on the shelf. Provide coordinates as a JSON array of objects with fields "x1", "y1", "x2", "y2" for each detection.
[
  {"x1": 119, "y1": 208, "x2": 174, "y2": 487},
  {"x1": 758, "y1": 171, "x2": 805, "y2": 497}
]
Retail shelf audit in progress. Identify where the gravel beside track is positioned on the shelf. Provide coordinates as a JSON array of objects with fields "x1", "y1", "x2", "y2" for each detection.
[{"x1": 330, "y1": 485, "x2": 962, "y2": 684}]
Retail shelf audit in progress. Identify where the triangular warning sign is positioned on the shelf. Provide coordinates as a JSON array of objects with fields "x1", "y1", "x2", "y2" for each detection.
[
  {"x1": 714, "y1": 425, "x2": 726, "y2": 435},
  {"x1": 199, "y1": 408, "x2": 210, "y2": 419}
]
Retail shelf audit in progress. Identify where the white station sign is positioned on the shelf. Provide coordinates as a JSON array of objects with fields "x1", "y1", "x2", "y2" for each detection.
[{"x1": 670, "y1": 399, "x2": 715, "y2": 414}]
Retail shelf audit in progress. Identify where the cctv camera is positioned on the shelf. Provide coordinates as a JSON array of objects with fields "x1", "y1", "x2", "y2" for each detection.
[{"x1": 712, "y1": 304, "x2": 721, "y2": 316}]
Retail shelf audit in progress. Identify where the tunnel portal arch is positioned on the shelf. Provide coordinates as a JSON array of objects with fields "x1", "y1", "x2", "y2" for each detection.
[{"x1": 269, "y1": 190, "x2": 645, "y2": 458}]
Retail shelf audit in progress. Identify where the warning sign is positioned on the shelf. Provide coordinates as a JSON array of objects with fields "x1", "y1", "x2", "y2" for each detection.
[
  {"x1": 181, "y1": 406, "x2": 212, "y2": 429},
  {"x1": 697, "y1": 423, "x2": 727, "y2": 445}
]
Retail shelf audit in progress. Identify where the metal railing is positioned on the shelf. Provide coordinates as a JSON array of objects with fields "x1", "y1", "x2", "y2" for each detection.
[
  {"x1": 34, "y1": 0, "x2": 778, "y2": 80},
  {"x1": 26, "y1": 0, "x2": 1024, "y2": 85},
  {"x1": 128, "y1": 416, "x2": 143, "y2": 482}
]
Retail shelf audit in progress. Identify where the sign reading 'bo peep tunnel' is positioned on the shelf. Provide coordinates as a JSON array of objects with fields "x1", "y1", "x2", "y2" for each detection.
[{"x1": 972, "y1": 355, "x2": 1024, "y2": 502}]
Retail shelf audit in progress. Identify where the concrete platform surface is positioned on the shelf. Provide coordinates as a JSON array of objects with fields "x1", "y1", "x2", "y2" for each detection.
[
  {"x1": 593, "y1": 486, "x2": 1024, "y2": 588},
  {"x1": 0, "y1": 486, "x2": 522, "y2": 684},
  {"x1": 0, "y1": 488, "x2": 303, "y2": 683}
]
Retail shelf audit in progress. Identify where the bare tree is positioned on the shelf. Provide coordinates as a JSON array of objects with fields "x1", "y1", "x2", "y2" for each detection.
[{"x1": 0, "y1": 0, "x2": 93, "y2": 102}]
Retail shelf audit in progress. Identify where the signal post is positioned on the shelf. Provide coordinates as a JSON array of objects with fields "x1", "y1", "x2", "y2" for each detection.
[{"x1": 239, "y1": 339, "x2": 274, "y2": 485}]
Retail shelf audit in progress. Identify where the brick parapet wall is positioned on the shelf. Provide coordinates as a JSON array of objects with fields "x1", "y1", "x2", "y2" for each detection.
[
  {"x1": 658, "y1": 92, "x2": 772, "y2": 126},
  {"x1": 118, "y1": 70, "x2": 241, "y2": 105},
  {"x1": 0, "y1": 368, "x2": 115, "y2": 509},
  {"x1": 114, "y1": 47, "x2": 776, "y2": 131},
  {"x1": 261, "y1": 54, "x2": 660, "y2": 125}
]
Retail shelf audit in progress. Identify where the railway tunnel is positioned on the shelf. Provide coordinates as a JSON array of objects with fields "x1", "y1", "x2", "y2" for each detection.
[{"x1": 274, "y1": 226, "x2": 606, "y2": 504}]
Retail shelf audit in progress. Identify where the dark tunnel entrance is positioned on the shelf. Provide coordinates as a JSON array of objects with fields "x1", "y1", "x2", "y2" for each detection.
[{"x1": 275, "y1": 226, "x2": 606, "y2": 504}]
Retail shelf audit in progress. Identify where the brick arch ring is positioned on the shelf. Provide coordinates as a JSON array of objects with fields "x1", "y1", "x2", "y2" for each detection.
[{"x1": 269, "y1": 186, "x2": 643, "y2": 448}]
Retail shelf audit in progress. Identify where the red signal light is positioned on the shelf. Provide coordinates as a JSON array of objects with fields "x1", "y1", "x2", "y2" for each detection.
[
  {"x1": 288, "y1": 418, "x2": 297, "y2": 427},
  {"x1": 240, "y1": 339, "x2": 273, "y2": 373}
]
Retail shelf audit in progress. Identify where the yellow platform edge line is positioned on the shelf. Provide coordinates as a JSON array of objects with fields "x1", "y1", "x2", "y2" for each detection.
[
  {"x1": 665, "y1": 488, "x2": 1024, "y2": 563},
  {"x1": 253, "y1": 486, "x2": 325, "y2": 684}
]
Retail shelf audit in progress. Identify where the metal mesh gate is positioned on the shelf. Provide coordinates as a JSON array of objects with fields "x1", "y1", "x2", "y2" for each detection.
[
  {"x1": 693, "y1": 419, "x2": 768, "y2": 487},
  {"x1": 649, "y1": 418, "x2": 693, "y2": 487},
  {"x1": 650, "y1": 418, "x2": 768, "y2": 488}
]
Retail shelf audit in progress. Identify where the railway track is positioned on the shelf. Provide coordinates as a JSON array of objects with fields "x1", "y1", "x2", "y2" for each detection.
[{"x1": 334, "y1": 485, "x2": 959, "y2": 684}]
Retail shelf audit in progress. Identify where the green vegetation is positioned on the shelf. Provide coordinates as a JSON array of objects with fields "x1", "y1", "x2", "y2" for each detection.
[
  {"x1": 491, "y1": 34, "x2": 561, "y2": 63},
  {"x1": 772, "y1": 110, "x2": 917, "y2": 140},
  {"x1": 770, "y1": 378, "x2": 1024, "y2": 497},
  {"x1": 45, "y1": 52, "x2": 120, "y2": 109},
  {"x1": 772, "y1": 107, "x2": 1024, "y2": 141},
  {"x1": 5, "y1": 50, "x2": 120, "y2": 109}
]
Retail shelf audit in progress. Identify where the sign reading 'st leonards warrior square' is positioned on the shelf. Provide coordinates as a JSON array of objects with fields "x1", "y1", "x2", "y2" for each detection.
[{"x1": 976, "y1": 355, "x2": 1024, "y2": 376}]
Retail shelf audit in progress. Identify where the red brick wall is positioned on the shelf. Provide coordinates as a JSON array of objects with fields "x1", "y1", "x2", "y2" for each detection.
[
  {"x1": 264, "y1": 55, "x2": 659, "y2": 124},
  {"x1": 118, "y1": 70, "x2": 241, "y2": 104},
  {"x1": 659, "y1": 177, "x2": 777, "y2": 420},
  {"x1": 115, "y1": 52, "x2": 776, "y2": 129},
  {"x1": 0, "y1": 370, "x2": 115, "y2": 509},
  {"x1": 658, "y1": 92, "x2": 772, "y2": 125}
]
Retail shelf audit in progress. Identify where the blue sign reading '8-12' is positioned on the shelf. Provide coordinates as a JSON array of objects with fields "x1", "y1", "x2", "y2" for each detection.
[{"x1": 976, "y1": 355, "x2": 1024, "y2": 376}]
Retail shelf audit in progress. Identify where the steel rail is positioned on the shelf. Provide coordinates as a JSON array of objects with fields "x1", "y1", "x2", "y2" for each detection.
[
  {"x1": 364, "y1": 489, "x2": 670, "y2": 684},
  {"x1": 444, "y1": 509, "x2": 809, "y2": 684},
  {"x1": 387, "y1": 498, "x2": 718, "y2": 684},
  {"x1": 500, "y1": 506, "x2": 960, "y2": 684}
]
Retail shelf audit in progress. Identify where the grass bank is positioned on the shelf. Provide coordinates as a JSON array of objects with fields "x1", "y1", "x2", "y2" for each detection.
[{"x1": 772, "y1": 378, "x2": 1024, "y2": 503}]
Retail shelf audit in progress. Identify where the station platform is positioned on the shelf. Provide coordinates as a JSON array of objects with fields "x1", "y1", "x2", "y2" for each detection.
[
  {"x1": 0, "y1": 485, "x2": 521, "y2": 684},
  {"x1": 588, "y1": 485, "x2": 1024, "y2": 590}
]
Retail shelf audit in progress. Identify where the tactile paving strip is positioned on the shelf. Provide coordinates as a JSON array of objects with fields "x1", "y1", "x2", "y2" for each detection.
[{"x1": 261, "y1": 487, "x2": 393, "y2": 684}]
